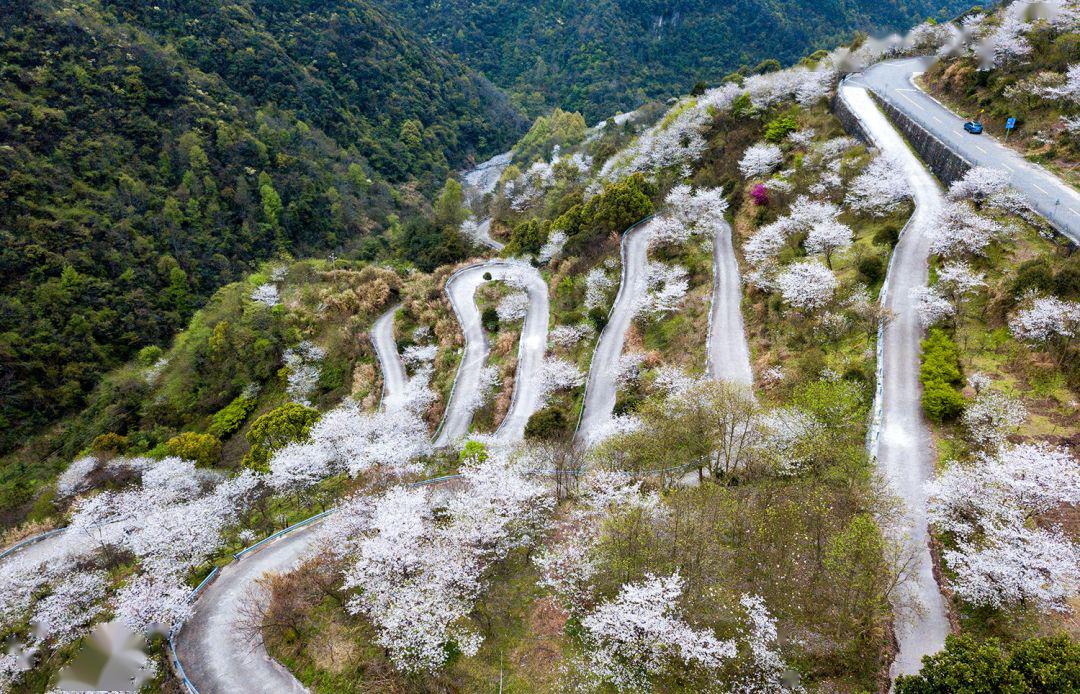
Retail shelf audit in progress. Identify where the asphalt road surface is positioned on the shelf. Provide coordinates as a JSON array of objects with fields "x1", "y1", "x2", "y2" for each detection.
[
  {"x1": 370, "y1": 304, "x2": 407, "y2": 406},
  {"x1": 434, "y1": 261, "x2": 550, "y2": 446},
  {"x1": 840, "y1": 81, "x2": 951, "y2": 678},
  {"x1": 707, "y1": 218, "x2": 753, "y2": 385},
  {"x1": 857, "y1": 56, "x2": 1080, "y2": 244},
  {"x1": 576, "y1": 218, "x2": 656, "y2": 444}
]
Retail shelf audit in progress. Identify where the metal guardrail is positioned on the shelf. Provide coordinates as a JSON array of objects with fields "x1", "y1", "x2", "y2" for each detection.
[{"x1": 0, "y1": 526, "x2": 67, "y2": 560}]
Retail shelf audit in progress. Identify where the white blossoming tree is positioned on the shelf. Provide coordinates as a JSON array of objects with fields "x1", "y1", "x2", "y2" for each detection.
[
  {"x1": 739, "y1": 142, "x2": 784, "y2": 179},
  {"x1": 579, "y1": 573, "x2": 736, "y2": 690},
  {"x1": 776, "y1": 260, "x2": 837, "y2": 311},
  {"x1": 844, "y1": 154, "x2": 911, "y2": 217}
]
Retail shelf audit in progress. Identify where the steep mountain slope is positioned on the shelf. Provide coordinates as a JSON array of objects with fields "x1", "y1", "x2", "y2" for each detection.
[
  {"x1": 380, "y1": 0, "x2": 976, "y2": 121},
  {"x1": 0, "y1": 0, "x2": 522, "y2": 454}
]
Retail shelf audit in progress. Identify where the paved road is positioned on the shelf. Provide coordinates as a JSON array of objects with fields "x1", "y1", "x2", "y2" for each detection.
[
  {"x1": 370, "y1": 304, "x2": 407, "y2": 406},
  {"x1": 840, "y1": 82, "x2": 951, "y2": 678},
  {"x1": 707, "y1": 219, "x2": 752, "y2": 385},
  {"x1": 576, "y1": 218, "x2": 656, "y2": 444},
  {"x1": 857, "y1": 57, "x2": 1080, "y2": 244},
  {"x1": 174, "y1": 528, "x2": 314, "y2": 694},
  {"x1": 434, "y1": 261, "x2": 550, "y2": 446}
]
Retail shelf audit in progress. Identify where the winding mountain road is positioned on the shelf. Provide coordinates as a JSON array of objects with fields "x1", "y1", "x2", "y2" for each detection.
[
  {"x1": 860, "y1": 57, "x2": 1080, "y2": 244},
  {"x1": 174, "y1": 260, "x2": 549, "y2": 693},
  {"x1": 707, "y1": 219, "x2": 753, "y2": 385},
  {"x1": 371, "y1": 304, "x2": 407, "y2": 406},
  {"x1": 577, "y1": 214, "x2": 753, "y2": 444},
  {"x1": 435, "y1": 261, "x2": 550, "y2": 446},
  {"x1": 576, "y1": 218, "x2": 656, "y2": 444},
  {"x1": 839, "y1": 81, "x2": 951, "y2": 678},
  {"x1": 462, "y1": 151, "x2": 512, "y2": 250}
]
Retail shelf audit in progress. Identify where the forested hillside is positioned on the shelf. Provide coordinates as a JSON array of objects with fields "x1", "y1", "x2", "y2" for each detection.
[
  {"x1": 0, "y1": 0, "x2": 522, "y2": 454},
  {"x1": 380, "y1": 0, "x2": 975, "y2": 120}
]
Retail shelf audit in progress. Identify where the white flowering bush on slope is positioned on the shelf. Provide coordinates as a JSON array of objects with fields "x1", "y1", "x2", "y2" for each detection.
[
  {"x1": 328, "y1": 449, "x2": 553, "y2": 673},
  {"x1": 928, "y1": 443, "x2": 1080, "y2": 612}
]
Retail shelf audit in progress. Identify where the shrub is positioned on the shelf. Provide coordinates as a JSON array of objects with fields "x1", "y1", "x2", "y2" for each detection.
[
  {"x1": 243, "y1": 403, "x2": 320, "y2": 471},
  {"x1": 873, "y1": 223, "x2": 900, "y2": 247},
  {"x1": 89, "y1": 432, "x2": 129, "y2": 455},
  {"x1": 857, "y1": 255, "x2": 885, "y2": 285},
  {"x1": 896, "y1": 634, "x2": 1080, "y2": 693},
  {"x1": 165, "y1": 432, "x2": 222, "y2": 467},
  {"x1": 209, "y1": 394, "x2": 257, "y2": 438},
  {"x1": 920, "y1": 329, "x2": 964, "y2": 421},
  {"x1": 136, "y1": 345, "x2": 164, "y2": 367},
  {"x1": 749, "y1": 183, "x2": 769, "y2": 206},
  {"x1": 482, "y1": 307, "x2": 499, "y2": 333},
  {"x1": 921, "y1": 381, "x2": 966, "y2": 422},
  {"x1": 525, "y1": 406, "x2": 569, "y2": 440},
  {"x1": 764, "y1": 111, "x2": 799, "y2": 143}
]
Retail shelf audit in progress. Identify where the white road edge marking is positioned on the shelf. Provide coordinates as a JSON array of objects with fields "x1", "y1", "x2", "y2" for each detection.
[
  {"x1": 975, "y1": 145, "x2": 988, "y2": 154},
  {"x1": 895, "y1": 89, "x2": 925, "y2": 111},
  {"x1": 1033, "y1": 183, "x2": 1050, "y2": 194},
  {"x1": 1071, "y1": 208, "x2": 1080, "y2": 216}
]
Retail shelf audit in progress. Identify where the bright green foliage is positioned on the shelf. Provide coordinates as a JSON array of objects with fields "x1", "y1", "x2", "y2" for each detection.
[
  {"x1": 243, "y1": 403, "x2": 320, "y2": 472},
  {"x1": 209, "y1": 394, "x2": 258, "y2": 439},
  {"x1": 165, "y1": 431, "x2": 223, "y2": 468},
  {"x1": 89, "y1": 432, "x2": 130, "y2": 455},
  {"x1": 512, "y1": 108, "x2": 587, "y2": 164},
  {"x1": 895, "y1": 634, "x2": 1080, "y2": 693},
  {"x1": 435, "y1": 179, "x2": 469, "y2": 230},
  {"x1": 920, "y1": 328, "x2": 965, "y2": 421},
  {"x1": 459, "y1": 440, "x2": 489, "y2": 465},
  {"x1": 764, "y1": 111, "x2": 799, "y2": 142}
]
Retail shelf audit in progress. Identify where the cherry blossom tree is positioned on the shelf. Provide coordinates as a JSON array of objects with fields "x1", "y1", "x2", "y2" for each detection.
[
  {"x1": 30, "y1": 570, "x2": 107, "y2": 646},
  {"x1": 537, "y1": 358, "x2": 586, "y2": 406},
  {"x1": 911, "y1": 286, "x2": 955, "y2": 328},
  {"x1": 1009, "y1": 295, "x2": 1080, "y2": 360},
  {"x1": 1045, "y1": 63, "x2": 1080, "y2": 102},
  {"x1": 776, "y1": 260, "x2": 837, "y2": 311},
  {"x1": 538, "y1": 230, "x2": 567, "y2": 264},
  {"x1": 962, "y1": 389, "x2": 1028, "y2": 450},
  {"x1": 56, "y1": 455, "x2": 99, "y2": 498},
  {"x1": 738, "y1": 594, "x2": 802, "y2": 693},
  {"x1": 739, "y1": 143, "x2": 784, "y2": 179},
  {"x1": 584, "y1": 267, "x2": 615, "y2": 311},
  {"x1": 496, "y1": 291, "x2": 529, "y2": 323},
  {"x1": 845, "y1": 154, "x2": 911, "y2": 217},
  {"x1": 928, "y1": 202, "x2": 1006, "y2": 257},
  {"x1": 805, "y1": 220, "x2": 853, "y2": 268},
  {"x1": 250, "y1": 282, "x2": 280, "y2": 307},
  {"x1": 549, "y1": 323, "x2": 594, "y2": 349},
  {"x1": 401, "y1": 344, "x2": 437, "y2": 367},
  {"x1": 639, "y1": 262, "x2": 689, "y2": 316},
  {"x1": 947, "y1": 166, "x2": 1010, "y2": 205},
  {"x1": 928, "y1": 443, "x2": 1080, "y2": 612},
  {"x1": 113, "y1": 574, "x2": 193, "y2": 635},
  {"x1": 579, "y1": 573, "x2": 736, "y2": 690}
]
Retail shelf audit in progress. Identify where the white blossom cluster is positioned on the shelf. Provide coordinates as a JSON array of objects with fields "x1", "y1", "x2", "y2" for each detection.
[
  {"x1": 584, "y1": 267, "x2": 616, "y2": 311},
  {"x1": 460, "y1": 365, "x2": 501, "y2": 416},
  {"x1": 911, "y1": 286, "x2": 955, "y2": 328},
  {"x1": 844, "y1": 154, "x2": 911, "y2": 217},
  {"x1": 56, "y1": 456, "x2": 99, "y2": 498},
  {"x1": 538, "y1": 230, "x2": 568, "y2": 264},
  {"x1": 496, "y1": 291, "x2": 530, "y2": 323},
  {"x1": 250, "y1": 282, "x2": 280, "y2": 307},
  {"x1": 401, "y1": 343, "x2": 438, "y2": 367},
  {"x1": 549, "y1": 323, "x2": 595, "y2": 349},
  {"x1": 613, "y1": 352, "x2": 647, "y2": 387},
  {"x1": 928, "y1": 443, "x2": 1080, "y2": 612},
  {"x1": 928, "y1": 201, "x2": 1008, "y2": 257},
  {"x1": 330, "y1": 450, "x2": 553, "y2": 673},
  {"x1": 579, "y1": 573, "x2": 737, "y2": 690},
  {"x1": 962, "y1": 389, "x2": 1028, "y2": 450},
  {"x1": 638, "y1": 262, "x2": 689, "y2": 317},
  {"x1": 739, "y1": 142, "x2": 784, "y2": 179},
  {"x1": 652, "y1": 185, "x2": 729, "y2": 247},
  {"x1": 143, "y1": 357, "x2": 169, "y2": 384},
  {"x1": 776, "y1": 260, "x2": 838, "y2": 311},
  {"x1": 270, "y1": 375, "x2": 434, "y2": 491},
  {"x1": 744, "y1": 197, "x2": 847, "y2": 291},
  {"x1": 283, "y1": 340, "x2": 326, "y2": 405},
  {"x1": 536, "y1": 358, "x2": 586, "y2": 406},
  {"x1": 1009, "y1": 294, "x2": 1080, "y2": 343}
]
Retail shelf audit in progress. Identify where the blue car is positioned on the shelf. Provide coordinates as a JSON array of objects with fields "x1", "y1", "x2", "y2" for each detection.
[{"x1": 964, "y1": 121, "x2": 983, "y2": 134}]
